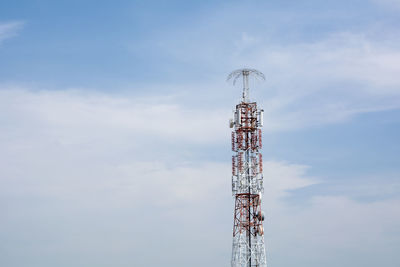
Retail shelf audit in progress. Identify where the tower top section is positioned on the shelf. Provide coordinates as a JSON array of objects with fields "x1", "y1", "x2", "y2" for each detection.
[{"x1": 227, "y1": 68, "x2": 265, "y2": 103}]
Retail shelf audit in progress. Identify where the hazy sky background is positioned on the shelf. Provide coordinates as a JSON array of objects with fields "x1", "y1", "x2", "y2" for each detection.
[{"x1": 1, "y1": 1, "x2": 400, "y2": 266}]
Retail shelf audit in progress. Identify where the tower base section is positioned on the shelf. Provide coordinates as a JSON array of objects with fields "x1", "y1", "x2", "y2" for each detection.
[{"x1": 231, "y1": 193, "x2": 266, "y2": 267}]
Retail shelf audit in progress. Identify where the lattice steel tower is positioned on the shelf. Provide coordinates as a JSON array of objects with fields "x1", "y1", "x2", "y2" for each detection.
[{"x1": 228, "y1": 69, "x2": 267, "y2": 267}]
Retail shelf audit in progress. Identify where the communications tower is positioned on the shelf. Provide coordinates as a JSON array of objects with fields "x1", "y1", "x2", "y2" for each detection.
[{"x1": 228, "y1": 69, "x2": 267, "y2": 267}]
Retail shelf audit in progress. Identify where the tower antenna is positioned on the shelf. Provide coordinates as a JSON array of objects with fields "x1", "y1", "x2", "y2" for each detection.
[{"x1": 227, "y1": 68, "x2": 265, "y2": 102}]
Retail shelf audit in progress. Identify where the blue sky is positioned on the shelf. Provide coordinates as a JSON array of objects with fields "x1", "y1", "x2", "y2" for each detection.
[{"x1": 1, "y1": 1, "x2": 400, "y2": 267}]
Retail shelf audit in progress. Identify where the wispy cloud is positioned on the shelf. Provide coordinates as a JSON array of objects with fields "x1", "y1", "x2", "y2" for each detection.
[
  {"x1": 0, "y1": 21, "x2": 24, "y2": 45},
  {"x1": 129, "y1": 5, "x2": 400, "y2": 132},
  {"x1": 372, "y1": 0, "x2": 400, "y2": 9}
]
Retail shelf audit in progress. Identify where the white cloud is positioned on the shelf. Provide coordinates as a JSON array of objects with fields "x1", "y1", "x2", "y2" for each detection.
[
  {"x1": 0, "y1": 21, "x2": 24, "y2": 45},
  {"x1": 263, "y1": 162, "x2": 400, "y2": 267},
  {"x1": 267, "y1": 195, "x2": 400, "y2": 267},
  {"x1": 0, "y1": 88, "x2": 229, "y2": 150},
  {"x1": 263, "y1": 161, "x2": 317, "y2": 204},
  {"x1": 0, "y1": 87, "x2": 230, "y2": 266},
  {"x1": 1, "y1": 2, "x2": 400, "y2": 266},
  {"x1": 0, "y1": 87, "x2": 399, "y2": 266}
]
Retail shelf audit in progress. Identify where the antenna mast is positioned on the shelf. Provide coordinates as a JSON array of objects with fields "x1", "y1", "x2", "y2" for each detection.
[
  {"x1": 227, "y1": 68, "x2": 265, "y2": 102},
  {"x1": 228, "y1": 68, "x2": 267, "y2": 267}
]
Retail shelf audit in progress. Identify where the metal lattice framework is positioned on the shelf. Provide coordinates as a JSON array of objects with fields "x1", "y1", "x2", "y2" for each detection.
[{"x1": 228, "y1": 69, "x2": 267, "y2": 267}]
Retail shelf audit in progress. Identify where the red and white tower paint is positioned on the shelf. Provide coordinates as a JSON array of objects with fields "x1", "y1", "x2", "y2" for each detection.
[{"x1": 228, "y1": 69, "x2": 267, "y2": 267}]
